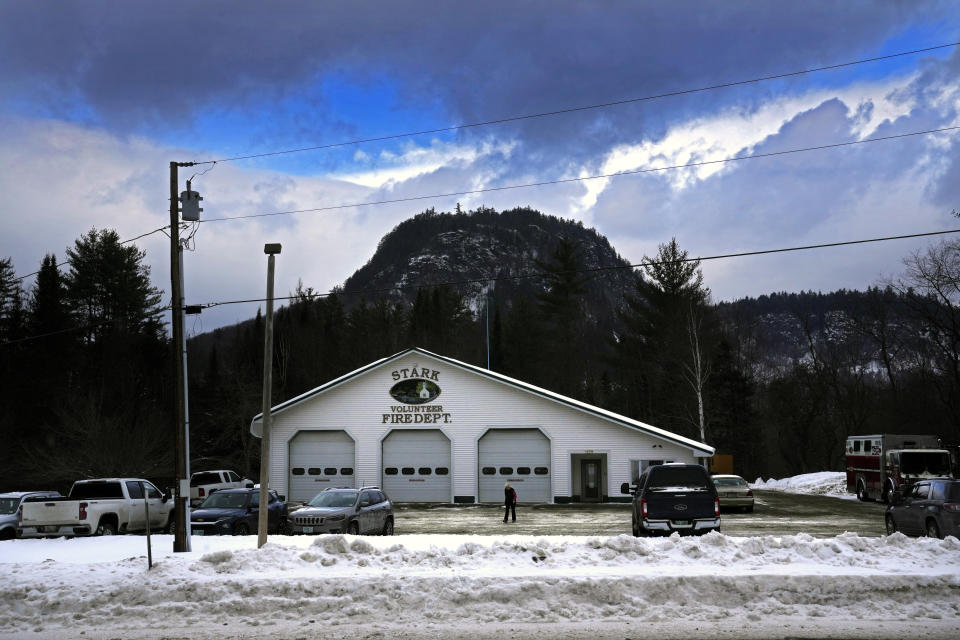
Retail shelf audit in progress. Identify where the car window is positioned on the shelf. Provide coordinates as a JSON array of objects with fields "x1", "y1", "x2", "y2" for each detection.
[
  {"x1": 712, "y1": 477, "x2": 746, "y2": 487},
  {"x1": 307, "y1": 491, "x2": 359, "y2": 508},
  {"x1": 0, "y1": 498, "x2": 20, "y2": 515},
  {"x1": 359, "y1": 492, "x2": 373, "y2": 507},
  {"x1": 227, "y1": 472, "x2": 239, "y2": 483},
  {"x1": 201, "y1": 492, "x2": 249, "y2": 509},
  {"x1": 126, "y1": 481, "x2": 145, "y2": 499},
  {"x1": 190, "y1": 472, "x2": 223, "y2": 486},
  {"x1": 144, "y1": 483, "x2": 161, "y2": 499},
  {"x1": 931, "y1": 483, "x2": 946, "y2": 501},
  {"x1": 71, "y1": 482, "x2": 124, "y2": 499},
  {"x1": 947, "y1": 484, "x2": 960, "y2": 502},
  {"x1": 647, "y1": 467, "x2": 710, "y2": 490},
  {"x1": 912, "y1": 484, "x2": 930, "y2": 499}
]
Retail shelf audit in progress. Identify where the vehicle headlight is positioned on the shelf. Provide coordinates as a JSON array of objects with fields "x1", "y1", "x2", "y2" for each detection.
[
  {"x1": 217, "y1": 519, "x2": 233, "y2": 528},
  {"x1": 327, "y1": 514, "x2": 345, "y2": 522}
]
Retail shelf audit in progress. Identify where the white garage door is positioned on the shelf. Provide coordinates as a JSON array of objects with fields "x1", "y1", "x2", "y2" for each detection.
[
  {"x1": 288, "y1": 430, "x2": 356, "y2": 503},
  {"x1": 382, "y1": 429, "x2": 451, "y2": 502},
  {"x1": 478, "y1": 428, "x2": 551, "y2": 503}
]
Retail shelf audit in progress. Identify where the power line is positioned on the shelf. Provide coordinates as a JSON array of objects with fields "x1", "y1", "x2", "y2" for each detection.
[
  {"x1": 12, "y1": 226, "x2": 172, "y2": 283},
  {"x1": 194, "y1": 228, "x2": 960, "y2": 309},
  {"x1": 0, "y1": 306, "x2": 171, "y2": 348},
  {"x1": 7, "y1": 227, "x2": 957, "y2": 346},
  {"x1": 202, "y1": 125, "x2": 960, "y2": 223},
  {"x1": 194, "y1": 42, "x2": 960, "y2": 165}
]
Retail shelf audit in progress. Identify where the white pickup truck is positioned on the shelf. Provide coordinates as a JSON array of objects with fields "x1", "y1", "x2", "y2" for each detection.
[
  {"x1": 17, "y1": 478, "x2": 174, "y2": 537},
  {"x1": 190, "y1": 469, "x2": 254, "y2": 506}
]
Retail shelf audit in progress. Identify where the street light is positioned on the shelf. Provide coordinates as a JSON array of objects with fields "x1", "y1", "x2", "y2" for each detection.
[{"x1": 257, "y1": 243, "x2": 281, "y2": 548}]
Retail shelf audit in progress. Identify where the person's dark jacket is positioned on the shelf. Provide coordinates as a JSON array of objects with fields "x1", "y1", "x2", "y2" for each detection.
[{"x1": 504, "y1": 486, "x2": 516, "y2": 505}]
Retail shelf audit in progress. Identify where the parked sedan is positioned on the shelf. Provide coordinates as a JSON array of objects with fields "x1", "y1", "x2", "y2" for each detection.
[
  {"x1": 885, "y1": 478, "x2": 960, "y2": 539},
  {"x1": 190, "y1": 488, "x2": 288, "y2": 536},
  {"x1": 711, "y1": 474, "x2": 755, "y2": 512},
  {"x1": 288, "y1": 487, "x2": 394, "y2": 535}
]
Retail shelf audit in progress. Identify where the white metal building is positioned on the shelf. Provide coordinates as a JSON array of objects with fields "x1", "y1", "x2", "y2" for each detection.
[{"x1": 250, "y1": 348, "x2": 714, "y2": 504}]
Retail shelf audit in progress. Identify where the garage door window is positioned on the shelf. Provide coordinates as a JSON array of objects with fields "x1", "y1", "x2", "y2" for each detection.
[
  {"x1": 516, "y1": 467, "x2": 531, "y2": 475},
  {"x1": 482, "y1": 467, "x2": 495, "y2": 475},
  {"x1": 340, "y1": 468, "x2": 354, "y2": 476},
  {"x1": 534, "y1": 467, "x2": 549, "y2": 475},
  {"x1": 308, "y1": 468, "x2": 321, "y2": 476},
  {"x1": 324, "y1": 468, "x2": 337, "y2": 476},
  {"x1": 418, "y1": 467, "x2": 432, "y2": 475},
  {"x1": 499, "y1": 467, "x2": 513, "y2": 475},
  {"x1": 435, "y1": 467, "x2": 449, "y2": 475},
  {"x1": 402, "y1": 467, "x2": 415, "y2": 475},
  {"x1": 385, "y1": 467, "x2": 398, "y2": 475},
  {"x1": 291, "y1": 468, "x2": 305, "y2": 476}
]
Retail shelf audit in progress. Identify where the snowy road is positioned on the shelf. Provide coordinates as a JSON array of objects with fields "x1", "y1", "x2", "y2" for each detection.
[{"x1": 1, "y1": 531, "x2": 958, "y2": 640}]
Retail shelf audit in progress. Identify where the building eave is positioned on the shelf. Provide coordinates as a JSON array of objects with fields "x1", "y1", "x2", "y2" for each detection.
[{"x1": 250, "y1": 347, "x2": 715, "y2": 457}]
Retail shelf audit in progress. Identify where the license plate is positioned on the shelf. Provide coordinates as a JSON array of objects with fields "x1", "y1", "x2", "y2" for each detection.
[
  {"x1": 674, "y1": 520, "x2": 690, "y2": 525},
  {"x1": 192, "y1": 529, "x2": 204, "y2": 536},
  {"x1": 302, "y1": 526, "x2": 313, "y2": 534}
]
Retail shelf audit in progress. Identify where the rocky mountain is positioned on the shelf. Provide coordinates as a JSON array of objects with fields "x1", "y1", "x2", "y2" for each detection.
[{"x1": 340, "y1": 206, "x2": 639, "y2": 319}]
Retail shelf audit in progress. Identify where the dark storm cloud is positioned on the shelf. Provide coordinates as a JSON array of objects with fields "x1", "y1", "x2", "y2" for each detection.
[{"x1": 1, "y1": 0, "x2": 951, "y2": 165}]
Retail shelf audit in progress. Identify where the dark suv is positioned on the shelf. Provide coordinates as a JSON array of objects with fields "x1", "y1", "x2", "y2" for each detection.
[
  {"x1": 885, "y1": 478, "x2": 960, "y2": 539},
  {"x1": 288, "y1": 487, "x2": 394, "y2": 535},
  {"x1": 621, "y1": 463, "x2": 720, "y2": 536}
]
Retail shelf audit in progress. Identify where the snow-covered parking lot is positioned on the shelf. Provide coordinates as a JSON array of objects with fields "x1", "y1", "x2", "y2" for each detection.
[{"x1": 1, "y1": 473, "x2": 956, "y2": 639}]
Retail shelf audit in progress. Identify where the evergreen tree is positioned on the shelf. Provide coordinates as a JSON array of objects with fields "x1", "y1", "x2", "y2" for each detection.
[
  {"x1": 614, "y1": 238, "x2": 713, "y2": 440},
  {"x1": 64, "y1": 228, "x2": 164, "y2": 342},
  {"x1": 535, "y1": 235, "x2": 593, "y2": 397}
]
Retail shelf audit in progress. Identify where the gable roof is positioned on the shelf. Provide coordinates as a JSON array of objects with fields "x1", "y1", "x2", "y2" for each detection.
[{"x1": 250, "y1": 347, "x2": 715, "y2": 457}]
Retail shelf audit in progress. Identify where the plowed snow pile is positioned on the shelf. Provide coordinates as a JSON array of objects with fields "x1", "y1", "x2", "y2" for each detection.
[{"x1": 1, "y1": 531, "x2": 958, "y2": 639}]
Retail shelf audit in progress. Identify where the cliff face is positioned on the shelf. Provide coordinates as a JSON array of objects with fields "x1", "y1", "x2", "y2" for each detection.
[{"x1": 340, "y1": 206, "x2": 638, "y2": 318}]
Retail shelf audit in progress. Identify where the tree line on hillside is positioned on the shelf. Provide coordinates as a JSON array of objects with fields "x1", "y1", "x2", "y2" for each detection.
[{"x1": 3, "y1": 222, "x2": 960, "y2": 492}]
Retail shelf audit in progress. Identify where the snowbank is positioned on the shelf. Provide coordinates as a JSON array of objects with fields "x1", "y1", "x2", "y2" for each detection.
[
  {"x1": 751, "y1": 471, "x2": 853, "y2": 498},
  {"x1": 1, "y1": 532, "x2": 958, "y2": 639}
]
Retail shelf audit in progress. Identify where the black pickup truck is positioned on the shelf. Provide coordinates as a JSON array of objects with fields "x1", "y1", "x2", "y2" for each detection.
[{"x1": 621, "y1": 463, "x2": 721, "y2": 536}]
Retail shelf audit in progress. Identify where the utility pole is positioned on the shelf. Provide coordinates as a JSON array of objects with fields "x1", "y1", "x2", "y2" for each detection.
[
  {"x1": 258, "y1": 243, "x2": 281, "y2": 549},
  {"x1": 169, "y1": 160, "x2": 194, "y2": 553}
]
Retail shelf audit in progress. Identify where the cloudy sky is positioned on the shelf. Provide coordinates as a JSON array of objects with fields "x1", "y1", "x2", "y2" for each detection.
[{"x1": 2, "y1": 1, "x2": 959, "y2": 332}]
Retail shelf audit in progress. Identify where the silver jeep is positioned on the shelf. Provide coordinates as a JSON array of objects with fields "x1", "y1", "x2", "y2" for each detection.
[{"x1": 289, "y1": 487, "x2": 394, "y2": 535}]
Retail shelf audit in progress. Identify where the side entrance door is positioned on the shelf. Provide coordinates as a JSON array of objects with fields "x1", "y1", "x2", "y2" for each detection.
[{"x1": 581, "y1": 460, "x2": 602, "y2": 502}]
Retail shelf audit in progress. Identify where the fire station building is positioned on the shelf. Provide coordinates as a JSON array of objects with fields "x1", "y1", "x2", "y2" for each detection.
[{"x1": 250, "y1": 348, "x2": 714, "y2": 503}]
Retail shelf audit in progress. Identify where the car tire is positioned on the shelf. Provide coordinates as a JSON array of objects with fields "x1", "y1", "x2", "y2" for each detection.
[
  {"x1": 885, "y1": 514, "x2": 897, "y2": 535},
  {"x1": 382, "y1": 518, "x2": 394, "y2": 536},
  {"x1": 348, "y1": 521, "x2": 360, "y2": 535},
  {"x1": 925, "y1": 519, "x2": 942, "y2": 539},
  {"x1": 96, "y1": 520, "x2": 117, "y2": 536},
  {"x1": 234, "y1": 522, "x2": 250, "y2": 536},
  {"x1": 631, "y1": 515, "x2": 640, "y2": 537}
]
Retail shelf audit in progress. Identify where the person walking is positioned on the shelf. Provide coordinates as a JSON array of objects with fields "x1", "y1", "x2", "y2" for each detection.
[{"x1": 503, "y1": 482, "x2": 517, "y2": 523}]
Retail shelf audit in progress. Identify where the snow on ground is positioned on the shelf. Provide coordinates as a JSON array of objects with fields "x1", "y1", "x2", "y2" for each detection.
[
  {"x1": 2, "y1": 530, "x2": 959, "y2": 639},
  {"x1": 751, "y1": 471, "x2": 854, "y2": 499}
]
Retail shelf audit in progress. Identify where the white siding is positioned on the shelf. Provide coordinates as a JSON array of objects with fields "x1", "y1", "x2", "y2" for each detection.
[{"x1": 260, "y1": 352, "x2": 702, "y2": 502}]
